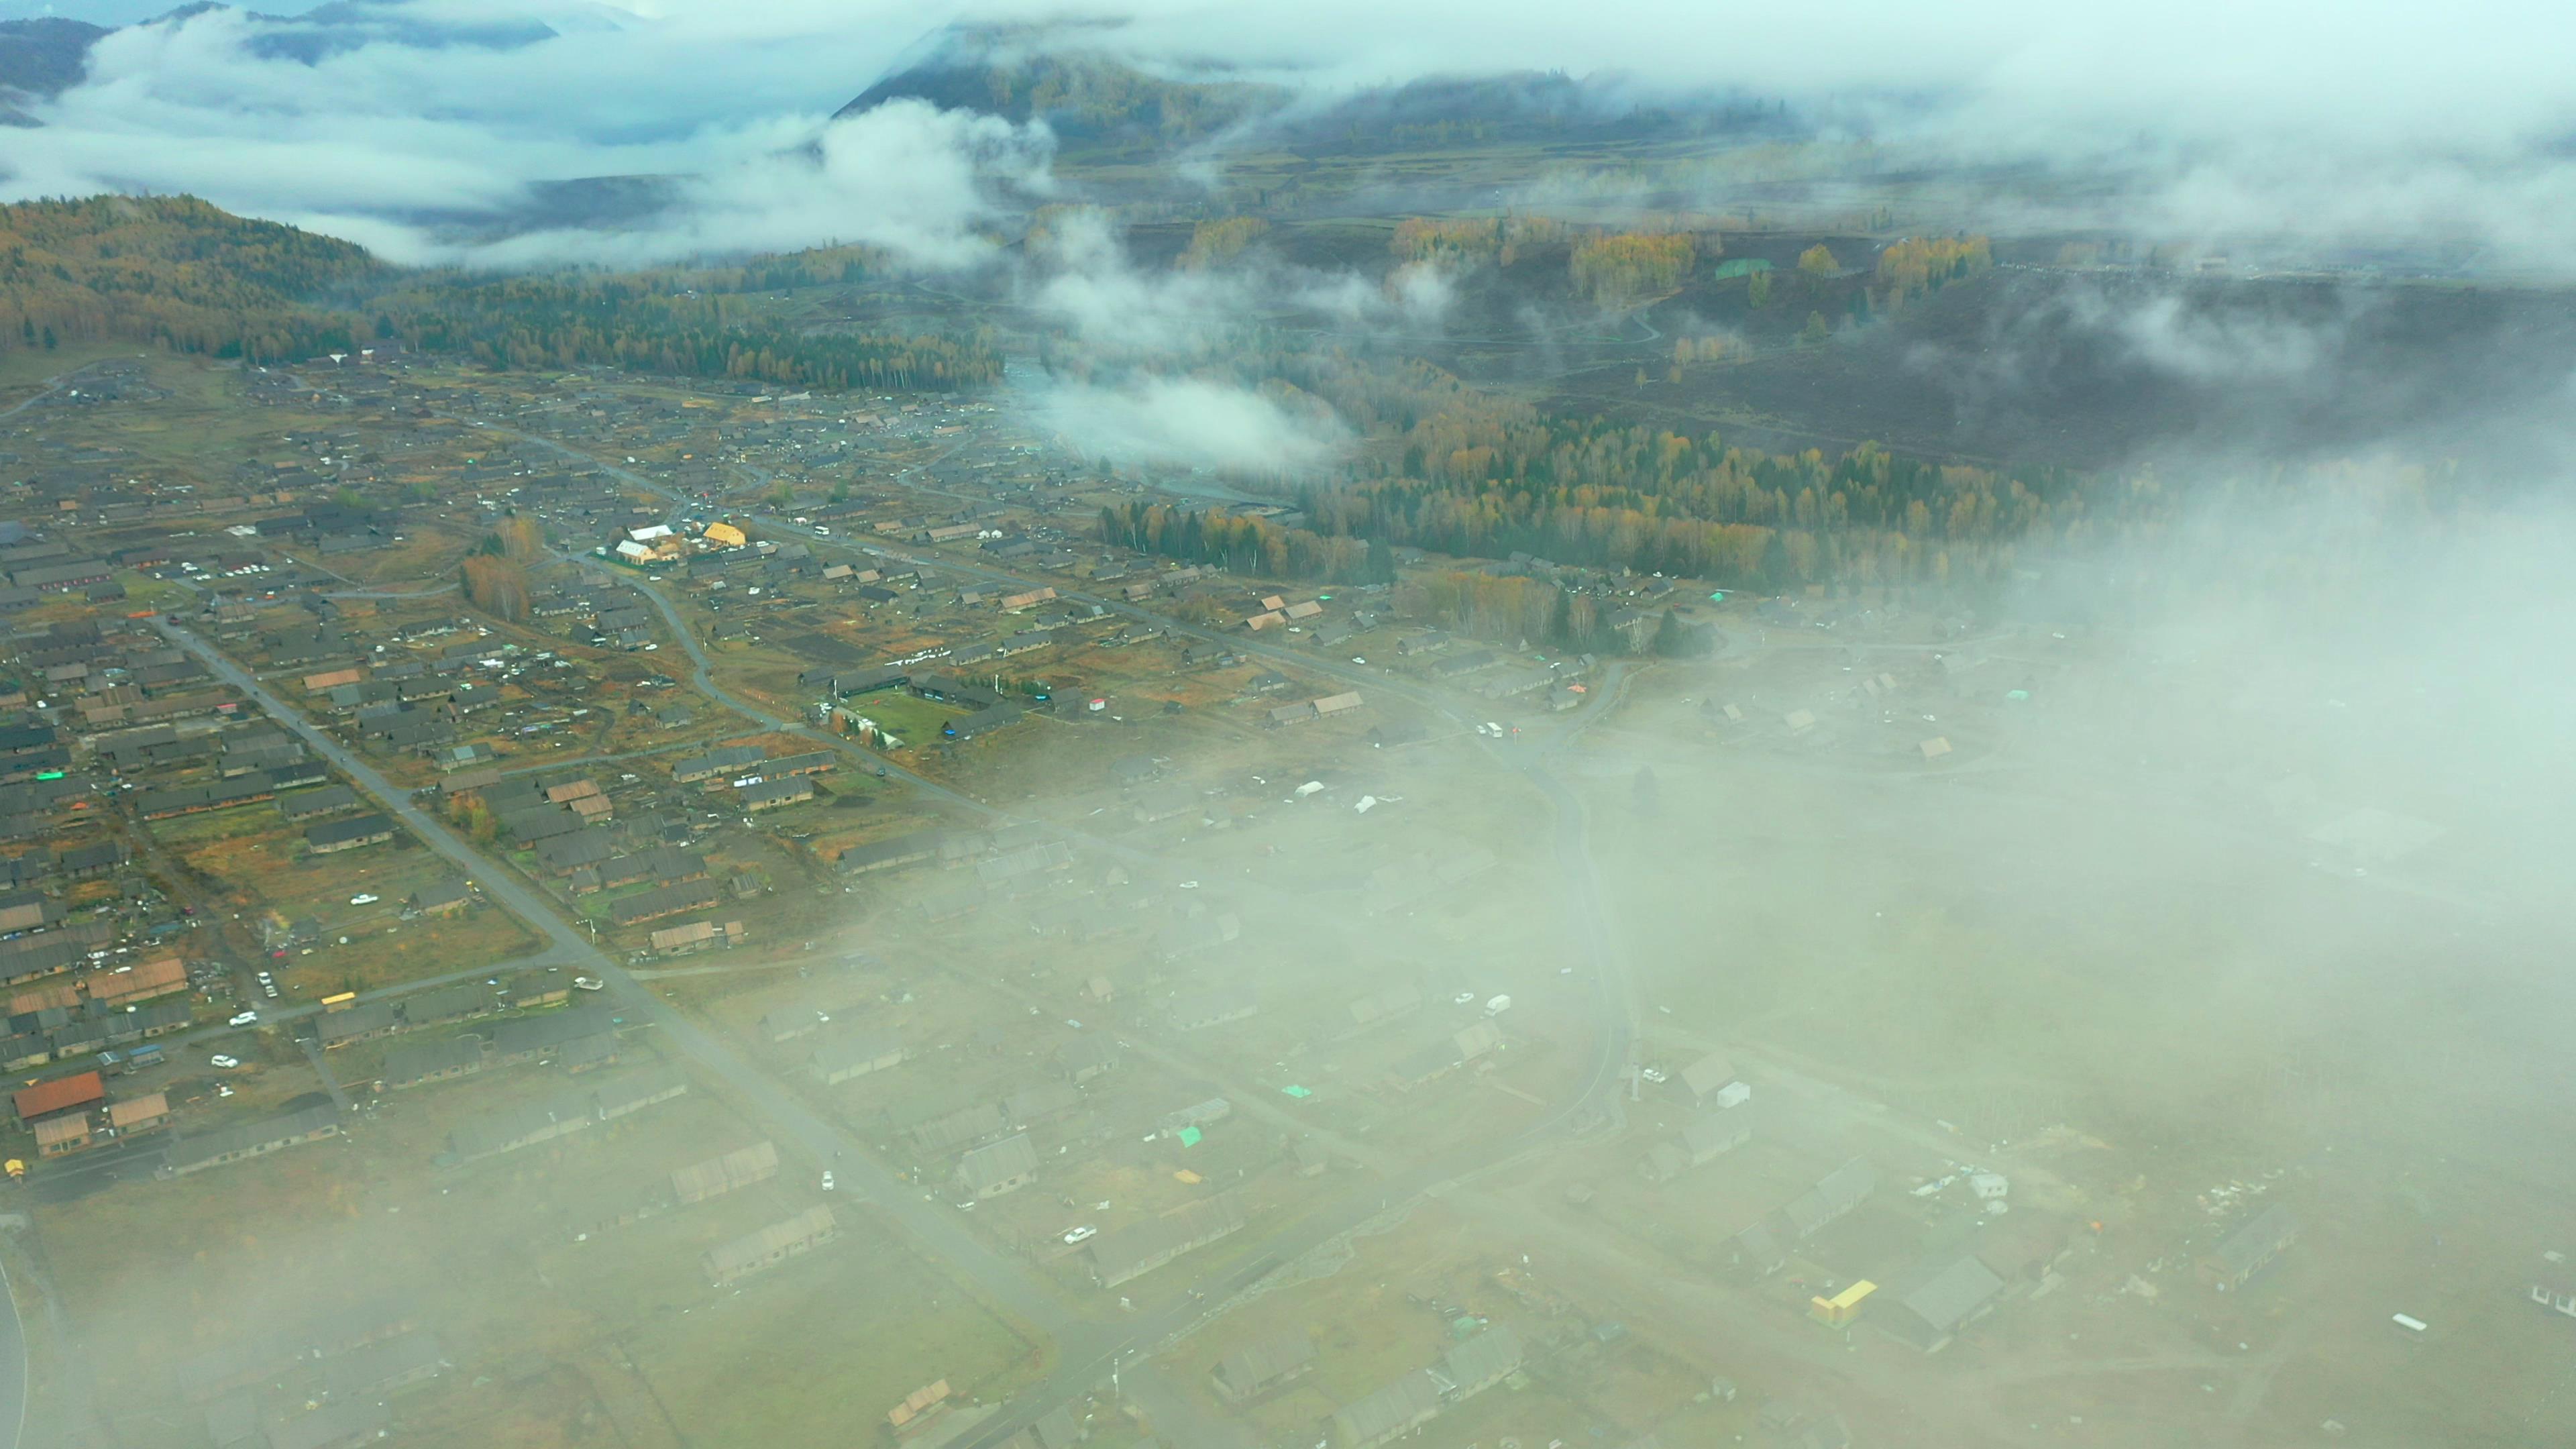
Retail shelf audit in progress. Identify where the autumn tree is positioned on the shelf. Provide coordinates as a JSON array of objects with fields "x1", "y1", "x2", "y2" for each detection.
[
  {"x1": 1796, "y1": 244, "x2": 1841, "y2": 282},
  {"x1": 1179, "y1": 216, "x2": 1269, "y2": 270},
  {"x1": 460, "y1": 555, "x2": 531, "y2": 621},
  {"x1": 1570, "y1": 233, "x2": 1696, "y2": 305}
]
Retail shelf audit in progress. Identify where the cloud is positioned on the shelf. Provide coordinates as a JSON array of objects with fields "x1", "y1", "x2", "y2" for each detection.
[
  {"x1": 7, "y1": 0, "x2": 2571, "y2": 276},
  {"x1": 0, "y1": 1, "x2": 1053, "y2": 270},
  {"x1": 1032, "y1": 376, "x2": 1352, "y2": 473}
]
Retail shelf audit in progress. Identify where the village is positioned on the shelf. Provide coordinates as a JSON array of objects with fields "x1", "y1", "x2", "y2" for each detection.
[{"x1": 0, "y1": 342, "x2": 2559, "y2": 1449}]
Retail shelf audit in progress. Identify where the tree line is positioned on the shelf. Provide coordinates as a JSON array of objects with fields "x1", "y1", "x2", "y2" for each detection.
[
  {"x1": 382, "y1": 274, "x2": 999, "y2": 392},
  {"x1": 0, "y1": 195, "x2": 995, "y2": 391}
]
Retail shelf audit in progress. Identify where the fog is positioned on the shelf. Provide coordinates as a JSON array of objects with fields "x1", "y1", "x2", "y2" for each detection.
[{"x1": 10, "y1": 3, "x2": 2576, "y2": 1447}]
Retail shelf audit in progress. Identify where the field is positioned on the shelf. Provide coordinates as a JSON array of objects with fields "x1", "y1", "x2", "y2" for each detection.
[{"x1": 146, "y1": 800, "x2": 541, "y2": 995}]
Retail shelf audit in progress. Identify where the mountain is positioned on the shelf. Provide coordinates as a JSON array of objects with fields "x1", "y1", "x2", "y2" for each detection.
[
  {"x1": 0, "y1": 17, "x2": 107, "y2": 125},
  {"x1": 839, "y1": 23, "x2": 1285, "y2": 146}
]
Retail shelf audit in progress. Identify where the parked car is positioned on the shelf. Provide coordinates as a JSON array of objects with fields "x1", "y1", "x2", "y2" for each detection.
[
  {"x1": 227, "y1": 1010, "x2": 258, "y2": 1027},
  {"x1": 573, "y1": 976, "x2": 604, "y2": 991},
  {"x1": 348, "y1": 893, "x2": 379, "y2": 906},
  {"x1": 1061, "y1": 1225, "x2": 1097, "y2": 1244},
  {"x1": 210, "y1": 1055, "x2": 241, "y2": 1069},
  {"x1": 821, "y1": 1171, "x2": 836, "y2": 1192}
]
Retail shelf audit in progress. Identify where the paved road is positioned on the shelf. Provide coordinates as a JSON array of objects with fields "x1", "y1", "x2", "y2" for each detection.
[
  {"x1": 152, "y1": 617, "x2": 1085, "y2": 1342},
  {"x1": 386, "y1": 404, "x2": 1660, "y2": 1444}
]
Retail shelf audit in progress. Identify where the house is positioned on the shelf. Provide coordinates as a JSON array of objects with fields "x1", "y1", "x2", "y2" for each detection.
[
  {"x1": 813, "y1": 1032, "x2": 906, "y2": 1085},
  {"x1": 1087, "y1": 1194, "x2": 1246, "y2": 1287},
  {"x1": 1331, "y1": 1370, "x2": 1446, "y2": 1449},
  {"x1": 648, "y1": 918, "x2": 747, "y2": 955},
  {"x1": 34, "y1": 1113, "x2": 92, "y2": 1157},
  {"x1": 1211, "y1": 1329, "x2": 1316, "y2": 1402},
  {"x1": 403, "y1": 981, "x2": 494, "y2": 1026},
  {"x1": 955, "y1": 1132, "x2": 1039, "y2": 1199},
  {"x1": 381, "y1": 1036, "x2": 487, "y2": 1090},
  {"x1": 105, "y1": 1091, "x2": 170, "y2": 1134},
  {"x1": 506, "y1": 974, "x2": 569, "y2": 1008},
  {"x1": 164, "y1": 1102, "x2": 341, "y2": 1177},
  {"x1": 905, "y1": 1101, "x2": 1010, "y2": 1155},
  {"x1": 673, "y1": 745, "x2": 765, "y2": 784},
  {"x1": 1157, "y1": 914, "x2": 1242, "y2": 961},
  {"x1": 315, "y1": 1000, "x2": 400, "y2": 1048},
  {"x1": 1679, "y1": 1109, "x2": 1754, "y2": 1165},
  {"x1": 305, "y1": 813, "x2": 395, "y2": 854},
  {"x1": 1680, "y1": 1051, "x2": 1742, "y2": 1106},
  {"x1": 1783, "y1": 1158, "x2": 1878, "y2": 1240},
  {"x1": 408, "y1": 879, "x2": 471, "y2": 916},
  {"x1": 487, "y1": 1010, "x2": 616, "y2": 1067},
  {"x1": 704, "y1": 1205, "x2": 837, "y2": 1285},
  {"x1": 278, "y1": 785, "x2": 360, "y2": 822},
  {"x1": 13, "y1": 1069, "x2": 103, "y2": 1126},
  {"x1": 592, "y1": 1068, "x2": 688, "y2": 1120},
  {"x1": 443, "y1": 1091, "x2": 594, "y2": 1162},
  {"x1": 672, "y1": 1140, "x2": 780, "y2": 1204},
  {"x1": 738, "y1": 777, "x2": 814, "y2": 812},
  {"x1": 837, "y1": 828, "x2": 949, "y2": 876},
  {"x1": 1057, "y1": 1036, "x2": 1120, "y2": 1084},
  {"x1": 1878, "y1": 1255, "x2": 2007, "y2": 1352},
  {"x1": 763, "y1": 1006, "x2": 830, "y2": 1044},
  {"x1": 2200, "y1": 1203, "x2": 2299, "y2": 1290},
  {"x1": 1438, "y1": 1324, "x2": 1523, "y2": 1397},
  {"x1": 1168, "y1": 982, "x2": 1256, "y2": 1030}
]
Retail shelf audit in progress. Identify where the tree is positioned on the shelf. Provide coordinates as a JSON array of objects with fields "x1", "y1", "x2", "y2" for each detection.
[
  {"x1": 1801, "y1": 311, "x2": 1829, "y2": 345},
  {"x1": 1796, "y1": 244, "x2": 1840, "y2": 280},
  {"x1": 1651, "y1": 608, "x2": 1708, "y2": 657},
  {"x1": 460, "y1": 555, "x2": 531, "y2": 621},
  {"x1": 1746, "y1": 270, "x2": 1773, "y2": 308}
]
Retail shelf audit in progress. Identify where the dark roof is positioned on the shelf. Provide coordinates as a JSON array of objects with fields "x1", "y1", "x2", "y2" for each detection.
[{"x1": 304, "y1": 812, "x2": 394, "y2": 848}]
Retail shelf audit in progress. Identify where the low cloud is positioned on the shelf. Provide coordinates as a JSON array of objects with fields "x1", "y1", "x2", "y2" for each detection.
[
  {"x1": 0, "y1": 2, "x2": 1052, "y2": 270},
  {"x1": 1032, "y1": 376, "x2": 1351, "y2": 474}
]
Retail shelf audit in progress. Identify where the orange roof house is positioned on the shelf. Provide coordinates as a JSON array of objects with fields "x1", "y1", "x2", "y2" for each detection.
[{"x1": 15, "y1": 1070, "x2": 105, "y2": 1125}]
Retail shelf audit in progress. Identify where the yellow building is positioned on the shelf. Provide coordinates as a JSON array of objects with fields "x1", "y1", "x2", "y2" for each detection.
[
  {"x1": 1809, "y1": 1279, "x2": 1876, "y2": 1326},
  {"x1": 702, "y1": 521, "x2": 748, "y2": 549}
]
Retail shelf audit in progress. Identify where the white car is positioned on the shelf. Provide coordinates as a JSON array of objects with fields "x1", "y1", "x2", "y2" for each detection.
[
  {"x1": 210, "y1": 1054, "x2": 241, "y2": 1069},
  {"x1": 1062, "y1": 1225, "x2": 1097, "y2": 1244},
  {"x1": 1452, "y1": 991, "x2": 1478, "y2": 1005},
  {"x1": 821, "y1": 1171, "x2": 836, "y2": 1192},
  {"x1": 1640, "y1": 1067, "x2": 1668, "y2": 1084},
  {"x1": 573, "y1": 976, "x2": 604, "y2": 991},
  {"x1": 348, "y1": 893, "x2": 379, "y2": 906},
  {"x1": 227, "y1": 1010, "x2": 258, "y2": 1027}
]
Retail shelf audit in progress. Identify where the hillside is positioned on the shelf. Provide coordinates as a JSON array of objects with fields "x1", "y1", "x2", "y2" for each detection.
[
  {"x1": 840, "y1": 23, "x2": 1283, "y2": 145},
  {"x1": 0, "y1": 194, "x2": 997, "y2": 390},
  {"x1": 0, "y1": 194, "x2": 378, "y2": 361},
  {"x1": 0, "y1": 16, "x2": 106, "y2": 125}
]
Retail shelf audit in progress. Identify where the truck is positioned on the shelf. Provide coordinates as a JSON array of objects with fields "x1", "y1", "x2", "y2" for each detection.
[
  {"x1": 1485, "y1": 994, "x2": 1512, "y2": 1016},
  {"x1": 96, "y1": 1044, "x2": 164, "y2": 1075}
]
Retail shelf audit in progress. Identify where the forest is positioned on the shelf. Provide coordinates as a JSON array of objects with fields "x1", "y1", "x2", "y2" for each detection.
[
  {"x1": 0, "y1": 197, "x2": 994, "y2": 390},
  {"x1": 0, "y1": 195, "x2": 376, "y2": 363},
  {"x1": 382, "y1": 274, "x2": 999, "y2": 391}
]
